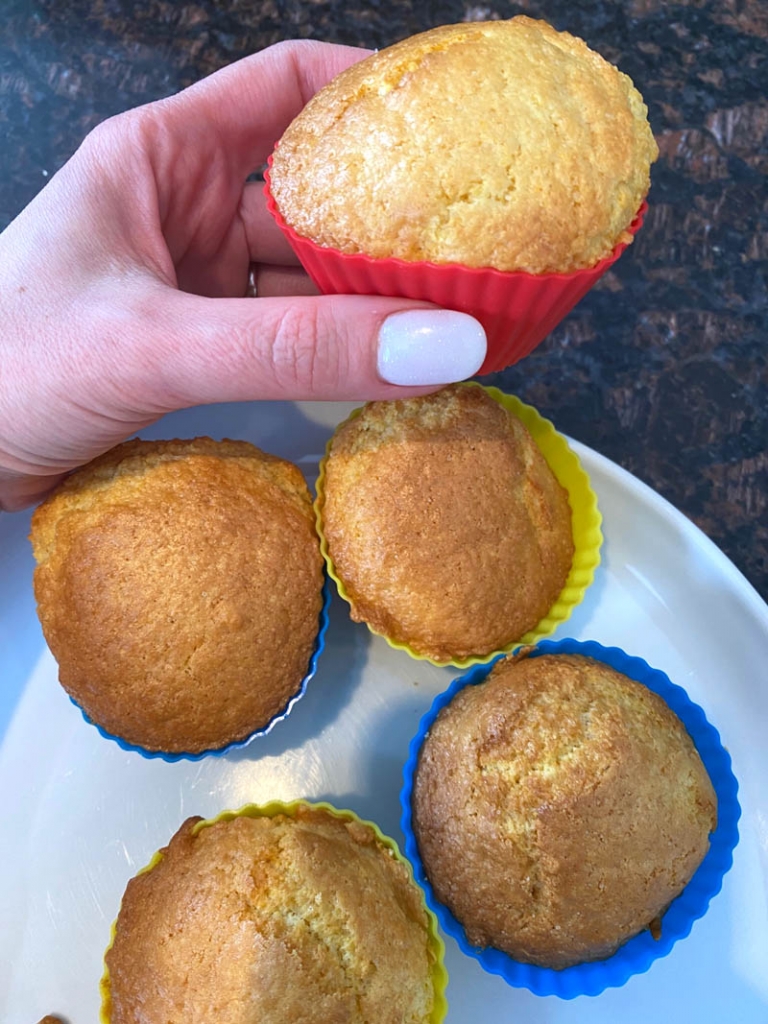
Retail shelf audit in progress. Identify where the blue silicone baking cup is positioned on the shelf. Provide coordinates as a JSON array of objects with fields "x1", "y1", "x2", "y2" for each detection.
[
  {"x1": 71, "y1": 580, "x2": 331, "y2": 762},
  {"x1": 400, "y1": 637, "x2": 740, "y2": 998}
]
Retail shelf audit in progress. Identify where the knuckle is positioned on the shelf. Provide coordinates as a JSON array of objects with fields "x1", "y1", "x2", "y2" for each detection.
[
  {"x1": 79, "y1": 110, "x2": 132, "y2": 158},
  {"x1": 77, "y1": 104, "x2": 165, "y2": 170},
  {"x1": 269, "y1": 304, "x2": 328, "y2": 392}
]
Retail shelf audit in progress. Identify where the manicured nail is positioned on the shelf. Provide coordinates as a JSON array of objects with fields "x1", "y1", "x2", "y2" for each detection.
[{"x1": 377, "y1": 310, "x2": 487, "y2": 386}]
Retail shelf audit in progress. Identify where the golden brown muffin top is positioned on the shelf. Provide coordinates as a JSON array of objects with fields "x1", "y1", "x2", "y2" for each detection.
[
  {"x1": 31, "y1": 438, "x2": 323, "y2": 753},
  {"x1": 413, "y1": 652, "x2": 717, "y2": 968},
  {"x1": 270, "y1": 17, "x2": 658, "y2": 273},
  {"x1": 320, "y1": 385, "x2": 573, "y2": 662},
  {"x1": 105, "y1": 808, "x2": 436, "y2": 1024}
]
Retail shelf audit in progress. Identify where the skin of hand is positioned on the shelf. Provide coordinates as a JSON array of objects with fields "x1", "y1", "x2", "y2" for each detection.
[{"x1": 0, "y1": 40, "x2": 485, "y2": 511}]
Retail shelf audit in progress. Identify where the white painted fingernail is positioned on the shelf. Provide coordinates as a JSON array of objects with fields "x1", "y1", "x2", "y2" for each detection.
[{"x1": 377, "y1": 310, "x2": 487, "y2": 386}]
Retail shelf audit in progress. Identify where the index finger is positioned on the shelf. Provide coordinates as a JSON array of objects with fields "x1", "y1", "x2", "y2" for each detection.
[{"x1": 170, "y1": 39, "x2": 371, "y2": 176}]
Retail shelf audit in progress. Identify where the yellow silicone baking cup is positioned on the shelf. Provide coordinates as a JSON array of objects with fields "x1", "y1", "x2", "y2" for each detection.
[
  {"x1": 315, "y1": 382, "x2": 603, "y2": 669},
  {"x1": 99, "y1": 799, "x2": 448, "y2": 1024}
]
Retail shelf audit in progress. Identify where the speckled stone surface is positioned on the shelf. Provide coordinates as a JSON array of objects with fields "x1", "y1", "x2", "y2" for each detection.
[{"x1": 1, "y1": 0, "x2": 766, "y2": 598}]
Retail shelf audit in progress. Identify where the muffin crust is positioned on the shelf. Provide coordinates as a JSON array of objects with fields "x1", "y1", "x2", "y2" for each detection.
[
  {"x1": 105, "y1": 808, "x2": 436, "y2": 1024},
  {"x1": 270, "y1": 17, "x2": 658, "y2": 273},
  {"x1": 412, "y1": 652, "x2": 718, "y2": 968},
  {"x1": 320, "y1": 385, "x2": 574, "y2": 662},
  {"x1": 31, "y1": 438, "x2": 324, "y2": 753}
]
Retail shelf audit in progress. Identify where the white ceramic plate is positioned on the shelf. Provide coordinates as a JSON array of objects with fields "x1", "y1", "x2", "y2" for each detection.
[{"x1": 1, "y1": 399, "x2": 767, "y2": 1024}]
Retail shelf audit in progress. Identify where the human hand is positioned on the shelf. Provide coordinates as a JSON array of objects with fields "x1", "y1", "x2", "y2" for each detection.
[{"x1": 0, "y1": 40, "x2": 486, "y2": 511}]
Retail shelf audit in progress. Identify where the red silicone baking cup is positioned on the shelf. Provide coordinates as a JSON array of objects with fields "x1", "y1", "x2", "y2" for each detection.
[{"x1": 264, "y1": 158, "x2": 647, "y2": 375}]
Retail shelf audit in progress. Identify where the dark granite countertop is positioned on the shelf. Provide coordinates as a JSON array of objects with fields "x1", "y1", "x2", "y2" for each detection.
[{"x1": 2, "y1": 0, "x2": 766, "y2": 599}]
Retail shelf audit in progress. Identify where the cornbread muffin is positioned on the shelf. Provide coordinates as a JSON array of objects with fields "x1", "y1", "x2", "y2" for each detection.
[
  {"x1": 30, "y1": 438, "x2": 324, "y2": 754},
  {"x1": 104, "y1": 807, "x2": 438, "y2": 1024},
  {"x1": 412, "y1": 651, "x2": 718, "y2": 968},
  {"x1": 270, "y1": 17, "x2": 658, "y2": 273},
  {"x1": 319, "y1": 385, "x2": 574, "y2": 662}
]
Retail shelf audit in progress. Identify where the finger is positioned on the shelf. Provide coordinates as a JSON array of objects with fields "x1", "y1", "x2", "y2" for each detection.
[
  {"x1": 169, "y1": 40, "x2": 370, "y2": 176},
  {"x1": 142, "y1": 287, "x2": 487, "y2": 404},
  {"x1": 240, "y1": 181, "x2": 301, "y2": 266},
  {"x1": 252, "y1": 264, "x2": 319, "y2": 297},
  {"x1": 127, "y1": 41, "x2": 369, "y2": 288},
  {"x1": 0, "y1": 471, "x2": 67, "y2": 512}
]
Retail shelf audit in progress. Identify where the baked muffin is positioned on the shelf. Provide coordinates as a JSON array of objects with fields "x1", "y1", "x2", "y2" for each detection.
[
  {"x1": 318, "y1": 384, "x2": 575, "y2": 663},
  {"x1": 269, "y1": 17, "x2": 658, "y2": 274},
  {"x1": 30, "y1": 437, "x2": 324, "y2": 755},
  {"x1": 412, "y1": 650, "x2": 718, "y2": 969},
  {"x1": 103, "y1": 805, "x2": 443, "y2": 1024}
]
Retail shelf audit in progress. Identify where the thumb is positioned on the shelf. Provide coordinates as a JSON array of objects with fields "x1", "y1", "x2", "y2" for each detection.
[{"x1": 148, "y1": 289, "x2": 487, "y2": 404}]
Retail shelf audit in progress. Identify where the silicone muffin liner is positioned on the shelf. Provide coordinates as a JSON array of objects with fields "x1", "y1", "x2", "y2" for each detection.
[
  {"x1": 100, "y1": 799, "x2": 449, "y2": 1023},
  {"x1": 400, "y1": 637, "x2": 741, "y2": 999},
  {"x1": 314, "y1": 384, "x2": 602, "y2": 669},
  {"x1": 264, "y1": 160, "x2": 646, "y2": 375},
  {"x1": 71, "y1": 580, "x2": 332, "y2": 761}
]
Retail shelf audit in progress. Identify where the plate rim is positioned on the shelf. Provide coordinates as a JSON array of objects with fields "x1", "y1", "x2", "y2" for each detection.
[{"x1": 568, "y1": 438, "x2": 768, "y2": 629}]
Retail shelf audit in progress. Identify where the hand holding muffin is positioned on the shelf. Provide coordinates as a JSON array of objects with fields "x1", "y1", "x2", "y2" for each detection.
[
  {"x1": 267, "y1": 16, "x2": 658, "y2": 371},
  {"x1": 0, "y1": 39, "x2": 489, "y2": 514},
  {"x1": 12, "y1": 16, "x2": 744, "y2": 1017}
]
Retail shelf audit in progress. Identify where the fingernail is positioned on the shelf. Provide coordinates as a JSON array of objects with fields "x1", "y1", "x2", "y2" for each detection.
[{"x1": 377, "y1": 310, "x2": 487, "y2": 386}]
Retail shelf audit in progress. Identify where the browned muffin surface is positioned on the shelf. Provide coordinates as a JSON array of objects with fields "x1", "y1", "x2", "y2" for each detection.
[
  {"x1": 31, "y1": 438, "x2": 323, "y2": 753},
  {"x1": 413, "y1": 652, "x2": 717, "y2": 968},
  {"x1": 105, "y1": 808, "x2": 436, "y2": 1024},
  {"x1": 270, "y1": 17, "x2": 658, "y2": 273},
  {"x1": 320, "y1": 385, "x2": 573, "y2": 662}
]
